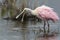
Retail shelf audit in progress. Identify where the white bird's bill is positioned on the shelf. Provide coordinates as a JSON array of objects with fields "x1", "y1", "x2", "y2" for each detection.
[
  {"x1": 16, "y1": 15, "x2": 20, "y2": 19},
  {"x1": 16, "y1": 9, "x2": 25, "y2": 19}
]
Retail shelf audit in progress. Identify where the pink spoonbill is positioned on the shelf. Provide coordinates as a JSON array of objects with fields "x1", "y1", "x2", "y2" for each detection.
[{"x1": 16, "y1": 5, "x2": 59, "y2": 34}]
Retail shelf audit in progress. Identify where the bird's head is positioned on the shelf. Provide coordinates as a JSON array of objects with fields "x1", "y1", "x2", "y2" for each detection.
[
  {"x1": 16, "y1": 8, "x2": 37, "y2": 19},
  {"x1": 24, "y1": 8, "x2": 37, "y2": 16}
]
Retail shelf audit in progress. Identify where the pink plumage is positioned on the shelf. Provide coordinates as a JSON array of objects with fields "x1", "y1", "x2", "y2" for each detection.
[
  {"x1": 16, "y1": 5, "x2": 59, "y2": 34},
  {"x1": 34, "y1": 5, "x2": 59, "y2": 22}
]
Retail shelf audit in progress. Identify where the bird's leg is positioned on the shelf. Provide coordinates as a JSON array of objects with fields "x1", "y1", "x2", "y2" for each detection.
[
  {"x1": 47, "y1": 21, "x2": 50, "y2": 33},
  {"x1": 16, "y1": 9, "x2": 25, "y2": 19},
  {"x1": 21, "y1": 13, "x2": 26, "y2": 22},
  {"x1": 43, "y1": 21, "x2": 46, "y2": 36}
]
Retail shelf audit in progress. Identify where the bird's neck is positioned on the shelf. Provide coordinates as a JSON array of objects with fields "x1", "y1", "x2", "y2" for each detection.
[
  {"x1": 24, "y1": 8, "x2": 36, "y2": 15},
  {"x1": 24, "y1": 8, "x2": 33, "y2": 12}
]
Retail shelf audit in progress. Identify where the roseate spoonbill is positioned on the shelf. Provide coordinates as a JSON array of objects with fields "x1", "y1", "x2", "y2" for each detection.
[{"x1": 16, "y1": 5, "x2": 59, "y2": 34}]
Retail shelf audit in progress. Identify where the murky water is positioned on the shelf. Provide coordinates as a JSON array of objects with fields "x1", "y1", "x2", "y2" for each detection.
[
  {"x1": 0, "y1": 18, "x2": 60, "y2": 40},
  {"x1": 0, "y1": 0, "x2": 60, "y2": 40}
]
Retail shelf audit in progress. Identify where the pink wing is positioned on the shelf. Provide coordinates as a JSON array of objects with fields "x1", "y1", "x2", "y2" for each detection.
[{"x1": 35, "y1": 5, "x2": 59, "y2": 22}]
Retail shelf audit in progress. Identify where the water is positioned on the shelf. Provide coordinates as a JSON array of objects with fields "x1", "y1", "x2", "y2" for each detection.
[
  {"x1": 0, "y1": 0, "x2": 60, "y2": 40},
  {"x1": 0, "y1": 18, "x2": 60, "y2": 40}
]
